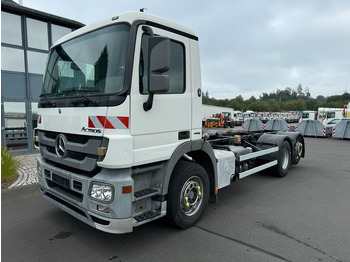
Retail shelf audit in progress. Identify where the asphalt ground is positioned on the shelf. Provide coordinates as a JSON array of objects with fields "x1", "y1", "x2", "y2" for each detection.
[{"x1": 2, "y1": 137, "x2": 350, "y2": 262}]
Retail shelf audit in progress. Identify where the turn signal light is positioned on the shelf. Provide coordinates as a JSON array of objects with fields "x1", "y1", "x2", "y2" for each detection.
[{"x1": 122, "y1": 186, "x2": 132, "y2": 194}]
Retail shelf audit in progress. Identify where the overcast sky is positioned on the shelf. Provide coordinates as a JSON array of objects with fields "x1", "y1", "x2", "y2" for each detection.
[{"x1": 21, "y1": 0, "x2": 350, "y2": 99}]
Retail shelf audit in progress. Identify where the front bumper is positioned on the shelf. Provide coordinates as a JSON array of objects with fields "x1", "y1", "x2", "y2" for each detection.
[{"x1": 37, "y1": 156, "x2": 134, "y2": 234}]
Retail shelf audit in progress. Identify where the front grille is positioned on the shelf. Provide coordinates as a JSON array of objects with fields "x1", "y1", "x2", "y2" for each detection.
[
  {"x1": 45, "y1": 192, "x2": 87, "y2": 218},
  {"x1": 44, "y1": 169, "x2": 51, "y2": 178},
  {"x1": 39, "y1": 130, "x2": 103, "y2": 175},
  {"x1": 73, "y1": 180, "x2": 83, "y2": 191},
  {"x1": 47, "y1": 178, "x2": 83, "y2": 202}
]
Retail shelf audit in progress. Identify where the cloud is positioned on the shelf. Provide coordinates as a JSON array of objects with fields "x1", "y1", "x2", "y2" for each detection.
[{"x1": 23, "y1": 0, "x2": 350, "y2": 99}]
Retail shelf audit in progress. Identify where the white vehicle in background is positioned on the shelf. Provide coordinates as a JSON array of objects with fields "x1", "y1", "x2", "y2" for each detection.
[
  {"x1": 233, "y1": 111, "x2": 243, "y2": 126},
  {"x1": 243, "y1": 110, "x2": 255, "y2": 121},
  {"x1": 272, "y1": 113, "x2": 281, "y2": 120},
  {"x1": 324, "y1": 118, "x2": 350, "y2": 136},
  {"x1": 261, "y1": 112, "x2": 272, "y2": 123},
  {"x1": 322, "y1": 107, "x2": 350, "y2": 125},
  {"x1": 257, "y1": 112, "x2": 264, "y2": 121},
  {"x1": 317, "y1": 107, "x2": 338, "y2": 121},
  {"x1": 291, "y1": 113, "x2": 299, "y2": 123},
  {"x1": 299, "y1": 111, "x2": 317, "y2": 122}
]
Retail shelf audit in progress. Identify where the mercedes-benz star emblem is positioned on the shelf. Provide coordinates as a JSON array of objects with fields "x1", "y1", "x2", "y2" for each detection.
[{"x1": 55, "y1": 134, "x2": 67, "y2": 158}]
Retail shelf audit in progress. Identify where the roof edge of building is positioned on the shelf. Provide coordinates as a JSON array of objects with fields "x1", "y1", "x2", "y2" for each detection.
[{"x1": 1, "y1": 0, "x2": 85, "y2": 28}]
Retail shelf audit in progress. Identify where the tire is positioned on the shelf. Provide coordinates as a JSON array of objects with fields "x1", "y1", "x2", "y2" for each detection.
[
  {"x1": 271, "y1": 140, "x2": 292, "y2": 177},
  {"x1": 167, "y1": 161, "x2": 210, "y2": 229},
  {"x1": 292, "y1": 135, "x2": 303, "y2": 165}
]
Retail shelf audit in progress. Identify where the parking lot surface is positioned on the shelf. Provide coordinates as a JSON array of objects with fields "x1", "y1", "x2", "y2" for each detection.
[{"x1": 2, "y1": 137, "x2": 350, "y2": 262}]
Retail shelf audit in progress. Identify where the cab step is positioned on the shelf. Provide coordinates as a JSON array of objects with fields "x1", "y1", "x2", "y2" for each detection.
[
  {"x1": 134, "y1": 188, "x2": 159, "y2": 200},
  {"x1": 134, "y1": 211, "x2": 160, "y2": 222}
]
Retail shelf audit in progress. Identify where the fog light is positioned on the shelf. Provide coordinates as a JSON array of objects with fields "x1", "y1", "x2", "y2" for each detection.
[
  {"x1": 89, "y1": 183, "x2": 114, "y2": 203},
  {"x1": 97, "y1": 205, "x2": 110, "y2": 213}
]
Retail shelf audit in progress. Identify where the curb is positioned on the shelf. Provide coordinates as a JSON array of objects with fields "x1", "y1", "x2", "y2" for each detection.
[{"x1": 8, "y1": 154, "x2": 39, "y2": 188}]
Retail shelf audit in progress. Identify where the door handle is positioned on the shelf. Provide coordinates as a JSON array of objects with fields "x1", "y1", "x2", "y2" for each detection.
[{"x1": 178, "y1": 131, "x2": 190, "y2": 140}]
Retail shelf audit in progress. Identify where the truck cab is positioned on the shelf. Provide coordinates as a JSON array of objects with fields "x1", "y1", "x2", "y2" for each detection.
[
  {"x1": 233, "y1": 111, "x2": 243, "y2": 125},
  {"x1": 300, "y1": 111, "x2": 317, "y2": 122},
  {"x1": 36, "y1": 11, "x2": 210, "y2": 233}
]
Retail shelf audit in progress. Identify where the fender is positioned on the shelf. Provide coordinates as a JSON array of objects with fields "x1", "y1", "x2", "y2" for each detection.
[
  {"x1": 160, "y1": 140, "x2": 218, "y2": 196},
  {"x1": 257, "y1": 133, "x2": 293, "y2": 160},
  {"x1": 276, "y1": 131, "x2": 305, "y2": 158}
]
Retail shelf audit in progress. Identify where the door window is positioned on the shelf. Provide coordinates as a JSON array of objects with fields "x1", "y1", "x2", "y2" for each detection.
[{"x1": 139, "y1": 35, "x2": 185, "y2": 94}]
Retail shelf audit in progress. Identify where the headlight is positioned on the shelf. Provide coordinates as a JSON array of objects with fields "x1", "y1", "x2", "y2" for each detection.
[{"x1": 89, "y1": 183, "x2": 114, "y2": 203}]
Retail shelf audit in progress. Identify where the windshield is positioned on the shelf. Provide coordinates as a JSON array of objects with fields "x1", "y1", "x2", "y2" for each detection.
[
  {"x1": 326, "y1": 112, "x2": 336, "y2": 118},
  {"x1": 302, "y1": 113, "x2": 309, "y2": 118},
  {"x1": 42, "y1": 24, "x2": 130, "y2": 97},
  {"x1": 222, "y1": 112, "x2": 231, "y2": 119}
]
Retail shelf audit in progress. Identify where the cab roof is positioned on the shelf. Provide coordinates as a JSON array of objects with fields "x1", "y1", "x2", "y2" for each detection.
[{"x1": 53, "y1": 11, "x2": 197, "y2": 47}]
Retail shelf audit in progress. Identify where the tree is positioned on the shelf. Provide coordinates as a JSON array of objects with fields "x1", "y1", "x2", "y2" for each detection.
[
  {"x1": 229, "y1": 100, "x2": 244, "y2": 111},
  {"x1": 296, "y1": 84, "x2": 303, "y2": 97},
  {"x1": 304, "y1": 86, "x2": 311, "y2": 98},
  {"x1": 316, "y1": 95, "x2": 326, "y2": 102},
  {"x1": 235, "y1": 95, "x2": 244, "y2": 104},
  {"x1": 249, "y1": 101, "x2": 269, "y2": 112}
]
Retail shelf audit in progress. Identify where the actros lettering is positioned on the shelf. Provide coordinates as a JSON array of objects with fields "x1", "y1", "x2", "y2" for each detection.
[{"x1": 81, "y1": 127, "x2": 102, "y2": 133}]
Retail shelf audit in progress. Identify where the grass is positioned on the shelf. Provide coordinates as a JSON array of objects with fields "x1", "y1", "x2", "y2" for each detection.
[{"x1": 1, "y1": 146, "x2": 21, "y2": 187}]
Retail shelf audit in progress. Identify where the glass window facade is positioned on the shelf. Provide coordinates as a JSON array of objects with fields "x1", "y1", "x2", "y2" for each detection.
[
  {"x1": 1, "y1": 8, "x2": 80, "y2": 153},
  {"x1": 26, "y1": 18, "x2": 48, "y2": 50},
  {"x1": 1, "y1": 11, "x2": 22, "y2": 46},
  {"x1": 1, "y1": 47, "x2": 25, "y2": 72},
  {"x1": 27, "y1": 51, "x2": 48, "y2": 74},
  {"x1": 4, "y1": 102, "x2": 28, "y2": 151},
  {"x1": 52, "y1": 24, "x2": 71, "y2": 43}
]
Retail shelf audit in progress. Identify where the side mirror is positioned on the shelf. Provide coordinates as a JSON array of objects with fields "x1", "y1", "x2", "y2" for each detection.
[{"x1": 143, "y1": 36, "x2": 171, "y2": 111}]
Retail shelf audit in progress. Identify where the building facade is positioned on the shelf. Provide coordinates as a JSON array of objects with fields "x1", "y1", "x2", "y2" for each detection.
[{"x1": 1, "y1": 0, "x2": 84, "y2": 153}]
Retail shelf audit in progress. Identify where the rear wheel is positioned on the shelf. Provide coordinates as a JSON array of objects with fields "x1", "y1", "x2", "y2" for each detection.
[
  {"x1": 167, "y1": 161, "x2": 210, "y2": 229},
  {"x1": 271, "y1": 140, "x2": 291, "y2": 177},
  {"x1": 293, "y1": 136, "x2": 303, "y2": 165}
]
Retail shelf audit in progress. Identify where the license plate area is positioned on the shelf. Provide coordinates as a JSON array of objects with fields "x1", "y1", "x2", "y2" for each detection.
[{"x1": 52, "y1": 173, "x2": 70, "y2": 189}]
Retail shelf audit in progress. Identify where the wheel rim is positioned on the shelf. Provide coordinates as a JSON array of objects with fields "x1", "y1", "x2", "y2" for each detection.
[
  {"x1": 180, "y1": 176, "x2": 204, "y2": 217},
  {"x1": 295, "y1": 141, "x2": 303, "y2": 157},
  {"x1": 281, "y1": 146, "x2": 290, "y2": 170}
]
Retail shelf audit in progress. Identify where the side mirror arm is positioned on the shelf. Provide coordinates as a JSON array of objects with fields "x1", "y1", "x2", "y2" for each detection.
[
  {"x1": 142, "y1": 26, "x2": 155, "y2": 112},
  {"x1": 143, "y1": 93, "x2": 154, "y2": 111}
]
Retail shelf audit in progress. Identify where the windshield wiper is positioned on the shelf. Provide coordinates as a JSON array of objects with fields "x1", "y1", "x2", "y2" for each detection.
[
  {"x1": 62, "y1": 88, "x2": 99, "y2": 105},
  {"x1": 39, "y1": 94, "x2": 56, "y2": 107},
  {"x1": 76, "y1": 91, "x2": 99, "y2": 105}
]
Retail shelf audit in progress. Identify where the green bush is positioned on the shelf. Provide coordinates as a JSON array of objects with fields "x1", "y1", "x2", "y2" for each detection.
[{"x1": 1, "y1": 147, "x2": 21, "y2": 184}]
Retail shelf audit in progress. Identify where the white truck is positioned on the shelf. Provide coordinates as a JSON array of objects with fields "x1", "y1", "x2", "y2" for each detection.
[
  {"x1": 202, "y1": 105, "x2": 235, "y2": 128},
  {"x1": 36, "y1": 11, "x2": 305, "y2": 234},
  {"x1": 322, "y1": 106, "x2": 350, "y2": 125},
  {"x1": 233, "y1": 111, "x2": 244, "y2": 126},
  {"x1": 299, "y1": 111, "x2": 317, "y2": 122}
]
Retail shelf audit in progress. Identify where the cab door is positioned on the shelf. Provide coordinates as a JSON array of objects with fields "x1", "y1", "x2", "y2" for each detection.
[{"x1": 130, "y1": 25, "x2": 191, "y2": 166}]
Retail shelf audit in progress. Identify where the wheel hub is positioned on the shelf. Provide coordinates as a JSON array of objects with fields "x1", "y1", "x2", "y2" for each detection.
[
  {"x1": 180, "y1": 176, "x2": 203, "y2": 216},
  {"x1": 295, "y1": 142, "x2": 303, "y2": 157}
]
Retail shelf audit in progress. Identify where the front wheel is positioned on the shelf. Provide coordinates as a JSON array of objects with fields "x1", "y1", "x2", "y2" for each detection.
[{"x1": 167, "y1": 161, "x2": 210, "y2": 229}]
